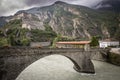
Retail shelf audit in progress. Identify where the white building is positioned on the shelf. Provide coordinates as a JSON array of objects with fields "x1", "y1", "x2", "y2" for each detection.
[{"x1": 99, "y1": 40, "x2": 119, "y2": 48}]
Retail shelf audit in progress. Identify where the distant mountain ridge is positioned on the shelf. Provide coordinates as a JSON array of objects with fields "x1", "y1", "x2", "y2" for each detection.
[
  {"x1": 0, "y1": 1, "x2": 120, "y2": 41},
  {"x1": 94, "y1": 0, "x2": 120, "y2": 12}
]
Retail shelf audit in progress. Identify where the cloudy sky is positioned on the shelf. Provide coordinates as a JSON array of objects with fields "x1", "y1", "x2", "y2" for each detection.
[{"x1": 0, "y1": 0, "x2": 116, "y2": 16}]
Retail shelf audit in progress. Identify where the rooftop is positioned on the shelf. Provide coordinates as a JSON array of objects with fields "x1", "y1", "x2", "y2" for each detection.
[
  {"x1": 99, "y1": 40, "x2": 119, "y2": 42},
  {"x1": 56, "y1": 41, "x2": 91, "y2": 45}
]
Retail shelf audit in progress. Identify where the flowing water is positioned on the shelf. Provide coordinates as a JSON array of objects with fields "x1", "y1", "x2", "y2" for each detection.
[{"x1": 16, "y1": 55, "x2": 120, "y2": 80}]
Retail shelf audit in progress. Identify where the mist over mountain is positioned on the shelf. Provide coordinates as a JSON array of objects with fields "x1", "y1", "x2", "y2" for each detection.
[{"x1": 94, "y1": 0, "x2": 120, "y2": 12}]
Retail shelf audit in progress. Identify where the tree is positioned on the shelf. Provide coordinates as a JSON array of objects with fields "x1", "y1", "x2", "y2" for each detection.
[
  {"x1": 8, "y1": 35, "x2": 16, "y2": 46},
  {"x1": 52, "y1": 34, "x2": 62, "y2": 48},
  {"x1": 0, "y1": 38, "x2": 9, "y2": 46},
  {"x1": 90, "y1": 36, "x2": 99, "y2": 47},
  {"x1": 21, "y1": 38, "x2": 30, "y2": 46}
]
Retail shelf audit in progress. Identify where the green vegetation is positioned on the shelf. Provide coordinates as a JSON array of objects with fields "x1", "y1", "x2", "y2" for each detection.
[
  {"x1": 115, "y1": 26, "x2": 120, "y2": 42},
  {"x1": 0, "y1": 19, "x2": 30, "y2": 46},
  {"x1": 31, "y1": 24, "x2": 57, "y2": 42},
  {"x1": 52, "y1": 34, "x2": 62, "y2": 48},
  {"x1": 90, "y1": 36, "x2": 99, "y2": 47},
  {"x1": 108, "y1": 52, "x2": 120, "y2": 66},
  {"x1": 0, "y1": 19, "x2": 58, "y2": 47},
  {"x1": 30, "y1": 29, "x2": 56, "y2": 42},
  {"x1": 52, "y1": 34, "x2": 75, "y2": 48},
  {"x1": 0, "y1": 38, "x2": 9, "y2": 46},
  {"x1": 4, "y1": 19, "x2": 22, "y2": 28},
  {"x1": 44, "y1": 24, "x2": 53, "y2": 32}
]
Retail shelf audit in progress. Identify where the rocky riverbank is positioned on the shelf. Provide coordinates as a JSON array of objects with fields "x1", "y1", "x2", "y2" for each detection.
[{"x1": 108, "y1": 48, "x2": 120, "y2": 66}]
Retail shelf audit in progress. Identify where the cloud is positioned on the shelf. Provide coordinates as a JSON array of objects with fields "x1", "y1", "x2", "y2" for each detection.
[
  {"x1": 0, "y1": 0, "x2": 28, "y2": 16},
  {"x1": 67, "y1": 0, "x2": 103, "y2": 7},
  {"x1": 0, "y1": 0, "x2": 103, "y2": 16},
  {"x1": 93, "y1": 0, "x2": 120, "y2": 11}
]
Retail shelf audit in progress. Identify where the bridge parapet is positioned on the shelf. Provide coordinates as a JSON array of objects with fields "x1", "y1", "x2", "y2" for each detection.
[{"x1": 0, "y1": 48, "x2": 84, "y2": 56}]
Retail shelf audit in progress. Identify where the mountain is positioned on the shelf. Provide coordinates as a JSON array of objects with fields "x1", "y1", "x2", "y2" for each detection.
[
  {"x1": 0, "y1": 16, "x2": 13, "y2": 27},
  {"x1": 0, "y1": 1, "x2": 120, "y2": 44},
  {"x1": 94, "y1": 0, "x2": 120, "y2": 12}
]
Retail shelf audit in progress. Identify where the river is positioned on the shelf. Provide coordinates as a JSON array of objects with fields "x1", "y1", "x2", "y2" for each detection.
[{"x1": 16, "y1": 55, "x2": 120, "y2": 80}]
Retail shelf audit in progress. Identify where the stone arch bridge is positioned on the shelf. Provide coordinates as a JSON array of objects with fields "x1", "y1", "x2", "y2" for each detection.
[{"x1": 0, "y1": 47, "x2": 107, "y2": 80}]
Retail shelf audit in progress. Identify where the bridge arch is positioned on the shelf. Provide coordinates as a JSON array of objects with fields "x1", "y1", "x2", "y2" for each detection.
[{"x1": 15, "y1": 54, "x2": 83, "y2": 80}]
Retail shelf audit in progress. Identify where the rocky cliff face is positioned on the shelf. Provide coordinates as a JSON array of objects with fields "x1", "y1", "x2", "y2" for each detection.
[{"x1": 0, "y1": 1, "x2": 119, "y2": 40}]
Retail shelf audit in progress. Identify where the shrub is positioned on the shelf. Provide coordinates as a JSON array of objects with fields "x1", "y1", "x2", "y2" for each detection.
[
  {"x1": 0, "y1": 38, "x2": 9, "y2": 46},
  {"x1": 90, "y1": 36, "x2": 99, "y2": 47}
]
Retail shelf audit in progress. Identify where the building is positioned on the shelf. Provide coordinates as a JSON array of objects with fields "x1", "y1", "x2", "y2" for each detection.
[
  {"x1": 56, "y1": 41, "x2": 90, "y2": 51},
  {"x1": 99, "y1": 40, "x2": 119, "y2": 48}
]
